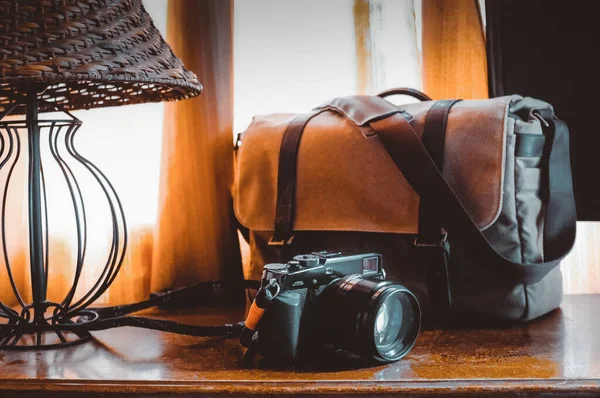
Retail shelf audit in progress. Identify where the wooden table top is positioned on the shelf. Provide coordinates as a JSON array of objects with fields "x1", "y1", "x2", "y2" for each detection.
[{"x1": 0, "y1": 294, "x2": 599, "y2": 397}]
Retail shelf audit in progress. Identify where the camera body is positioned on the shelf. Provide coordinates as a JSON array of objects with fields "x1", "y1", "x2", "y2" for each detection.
[{"x1": 255, "y1": 251, "x2": 420, "y2": 364}]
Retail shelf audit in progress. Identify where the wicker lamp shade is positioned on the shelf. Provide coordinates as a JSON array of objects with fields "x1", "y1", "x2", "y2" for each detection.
[{"x1": 0, "y1": 0, "x2": 202, "y2": 114}]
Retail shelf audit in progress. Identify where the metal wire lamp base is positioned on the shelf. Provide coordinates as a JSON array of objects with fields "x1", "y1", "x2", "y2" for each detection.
[{"x1": 0, "y1": 88, "x2": 127, "y2": 349}]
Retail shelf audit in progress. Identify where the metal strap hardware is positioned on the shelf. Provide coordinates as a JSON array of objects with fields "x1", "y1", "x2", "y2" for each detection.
[{"x1": 414, "y1": 233, "x2": 448, "y2": 248}]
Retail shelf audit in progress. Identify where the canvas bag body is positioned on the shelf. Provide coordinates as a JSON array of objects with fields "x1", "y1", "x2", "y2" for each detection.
[{"x1": 234, "y1": 92, "x2": 575, "y2": 322}]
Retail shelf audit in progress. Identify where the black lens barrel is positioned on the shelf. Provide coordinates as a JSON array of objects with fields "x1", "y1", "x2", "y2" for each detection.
[{"x1": 319, "y1": 275, "x2": 421, "y2": 363}]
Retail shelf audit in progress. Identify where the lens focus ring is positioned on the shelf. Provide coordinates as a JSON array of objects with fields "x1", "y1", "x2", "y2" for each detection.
[{"x1": 320, "y1": 276, "x2": 421, "y2": 363}]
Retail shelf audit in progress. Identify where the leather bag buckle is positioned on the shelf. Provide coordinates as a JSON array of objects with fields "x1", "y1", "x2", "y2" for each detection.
[
  {"x1": 414, "y1": 233, "x2": 447, "y2": 248},
  {"x1": 268, "y1": 236, "x2": 295, "y2": 246}
]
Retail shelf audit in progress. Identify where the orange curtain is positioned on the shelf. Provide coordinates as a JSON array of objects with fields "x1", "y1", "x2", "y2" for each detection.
[
  {"x1": 422, "y1": 0, "x2": 488, "y2": 100},
  {"x1": 354, "y1": 0, "x2": 373, "y2": 95},
  {"x1": 0, "y1": 144, "x2": 26, "y2": 306},
  {"x1": 151, "y1": 0, "x2": 242, "y2": 291}
]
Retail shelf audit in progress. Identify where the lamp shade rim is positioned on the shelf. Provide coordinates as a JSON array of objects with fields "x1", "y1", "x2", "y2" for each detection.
[
  {"x1": 0, "y1": 75, "x2": 203, "y2": 114},
  {"x1": 0, "y1": 0, "x2": 202, "y2": 115}
]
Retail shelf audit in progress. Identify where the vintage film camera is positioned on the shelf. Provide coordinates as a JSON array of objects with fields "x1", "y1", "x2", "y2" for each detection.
[{"x1": 241, "y1": 251, "x2": 421, "y2": 364}]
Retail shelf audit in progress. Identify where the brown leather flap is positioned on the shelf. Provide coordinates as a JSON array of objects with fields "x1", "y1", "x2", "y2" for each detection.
[{"x1": 235, "y1": 96, "x2": 517, "y2": 234}]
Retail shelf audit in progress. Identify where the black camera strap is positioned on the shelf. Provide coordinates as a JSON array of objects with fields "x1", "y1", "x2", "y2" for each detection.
[{"x1": 61, "y1": 280, "x2": 262, "y2": 338}]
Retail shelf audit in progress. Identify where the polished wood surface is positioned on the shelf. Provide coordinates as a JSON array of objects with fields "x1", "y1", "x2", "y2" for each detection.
[{"x1": 0, "y1": 295, "x2": 599, "y2": 397}]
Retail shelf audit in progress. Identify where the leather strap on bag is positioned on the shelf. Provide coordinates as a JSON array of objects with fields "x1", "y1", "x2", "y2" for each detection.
[
  {"x1": 270, "y1": 97, "x2": 413, "y2": 246},
  {"x1": 270, "y1": 110, "x2": 325, "y2": 245},
  {"x1": 417, "y1": 100, "x2": 462, "y2": 245},
  {"x1": 316, "y1": 96, "x2": 576, "y2": 284},
  {"x1": 417, "y1": 100, "x2": 461, "y2": 312}
]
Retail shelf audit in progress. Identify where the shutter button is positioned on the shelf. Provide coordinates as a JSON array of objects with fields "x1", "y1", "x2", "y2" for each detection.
[{"x1": 287, "y1": 260, "x2": 302, "y2": 271}]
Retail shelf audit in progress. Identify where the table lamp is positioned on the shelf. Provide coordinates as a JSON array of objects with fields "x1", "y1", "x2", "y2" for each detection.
[{"x1": 0, "y1": 0, "x2": 201, "y2": 348}]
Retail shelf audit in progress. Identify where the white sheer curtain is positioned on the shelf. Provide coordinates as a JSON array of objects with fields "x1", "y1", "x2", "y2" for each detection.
[
  {"x1": 562, "y1": 223, "x2": 600, "y2": 294},
  {"x1": 234, "y1": 0, "x2": 422, "y2": 134},
  {"x1": 234, "y1": 0, "x2": 358, "y2": 133}
]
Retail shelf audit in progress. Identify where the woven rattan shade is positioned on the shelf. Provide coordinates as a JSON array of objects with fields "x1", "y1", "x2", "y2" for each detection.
[{"x1": 0, "y1": 0, "x2": 202, "y2": 114}]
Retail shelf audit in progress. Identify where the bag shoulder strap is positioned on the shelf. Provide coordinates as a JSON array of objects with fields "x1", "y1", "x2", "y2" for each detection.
[
  {"x1": 418, "y1": 99, "x2": 461, "y2": 245},
  {"x1": 271, "y1": 97, "x2": 413, "y2": 245},
  {"x1": 318, "y1": 96, "x2": 576, "y2": 284}
]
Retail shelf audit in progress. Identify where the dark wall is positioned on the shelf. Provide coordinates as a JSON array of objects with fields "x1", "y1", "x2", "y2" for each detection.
[{"x1": 486, "y1": 0, "x2": 600, "y2": 220}]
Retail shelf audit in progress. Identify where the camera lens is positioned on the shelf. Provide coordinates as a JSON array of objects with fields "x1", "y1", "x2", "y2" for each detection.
[
  {"x1": 320, "y1": 275, "x2": 421, "y2": 363},
  {"x1": 373, "y1": 294, "x2": 412, "y2": 360}
]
